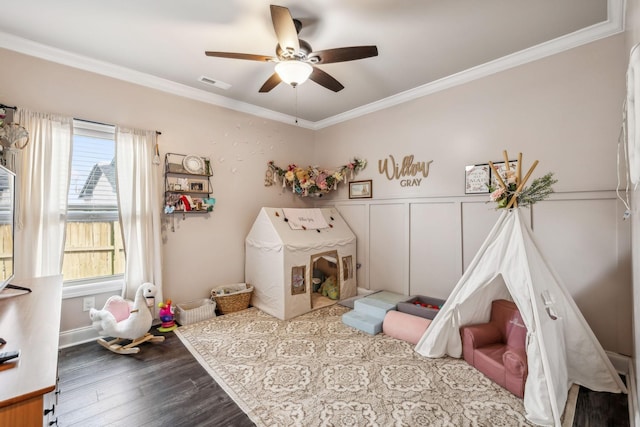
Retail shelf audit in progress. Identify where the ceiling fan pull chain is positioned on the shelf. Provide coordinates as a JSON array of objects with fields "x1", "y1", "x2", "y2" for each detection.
[{"x1": 295, "y1": 87, "x2": 299, "y2": 125}]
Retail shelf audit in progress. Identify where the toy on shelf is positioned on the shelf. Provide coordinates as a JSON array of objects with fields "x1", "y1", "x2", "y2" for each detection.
[
  {"x1": 158, "y1": 299, "x2": 177, "y2": 332},
  {"x1": 89, "y1": 282, "x2": 165, "y2": 354}
]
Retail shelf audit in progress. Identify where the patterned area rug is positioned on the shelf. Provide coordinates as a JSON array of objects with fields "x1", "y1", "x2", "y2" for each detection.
[{"x1": 175, "y1": 305, "x2": 574, "y2": 427}]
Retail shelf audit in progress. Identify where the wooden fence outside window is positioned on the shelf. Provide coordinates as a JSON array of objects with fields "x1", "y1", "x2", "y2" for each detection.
[
  {"x1": 62, "y1": 221, "x2": 125, "y2": 280},
  {"x1": 0, "y1": 221, "x2": 124, "y2": 281}
]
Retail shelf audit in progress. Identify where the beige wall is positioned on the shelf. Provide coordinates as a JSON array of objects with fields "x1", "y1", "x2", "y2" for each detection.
[
  {"x1": 314, "y1": 35, "x2": 625, "y2": 195},
  {"x1": 0, "y1": 47, "x2": 315, "y2": 332},
  {"x1": 315, "y1": 35, "x2": 632, "y2": 356}
]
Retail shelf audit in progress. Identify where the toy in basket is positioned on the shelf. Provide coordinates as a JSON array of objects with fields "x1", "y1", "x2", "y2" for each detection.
[{"x1": 211, "y1": 283, "x2": 253, "y2": 314}]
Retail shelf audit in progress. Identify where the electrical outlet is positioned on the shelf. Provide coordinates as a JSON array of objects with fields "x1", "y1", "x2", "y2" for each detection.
[{"x1": 83, "y1": 296, "x2": 95, "y2": 312}]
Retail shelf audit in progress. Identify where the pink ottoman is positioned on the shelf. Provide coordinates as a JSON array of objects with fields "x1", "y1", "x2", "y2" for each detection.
[{"x1": 383, "y1": 310, "x2": 432, "y2": 345}]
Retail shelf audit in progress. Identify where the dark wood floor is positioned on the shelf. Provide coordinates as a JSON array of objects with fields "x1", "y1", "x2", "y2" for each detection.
[
  {"x1": 57, "y1": 331, "x2": 629, "y2": 427},
  {"x1": 57, "y1": 331, "x2": 255, "y2": 427},
  {"x1": 573, "y1": 375, "x2": 630, "y2": 427}
]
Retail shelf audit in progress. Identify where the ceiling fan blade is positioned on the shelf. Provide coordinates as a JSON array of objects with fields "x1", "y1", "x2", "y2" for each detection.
[
  {"x1": 205, "y1": 51, "x2": 274, "y2": 62},
  {"x1": 270, "y1": 5, "x2": 300, "y2": 54},
  {"x1": 309, "y1": 46, "x2": 378, "y2": 64},
  {"x1": 259, "y1": 73, "x2": 282, "y2": 93},
  {"x1": 309, "y1": 67, "x2": 344, "y2": 92}
]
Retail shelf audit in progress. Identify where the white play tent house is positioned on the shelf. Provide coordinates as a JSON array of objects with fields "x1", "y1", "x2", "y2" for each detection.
[
  {"x1": 415, "y1": 209, "x2": 626, "y2": 426},
  {"x1": 245, "y1": 207, "x2": 357, "y2": 320}
]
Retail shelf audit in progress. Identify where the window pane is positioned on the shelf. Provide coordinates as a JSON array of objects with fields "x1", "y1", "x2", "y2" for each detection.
[{"x1": 63, "y1": 120, "x2": 123, "y2": 282}]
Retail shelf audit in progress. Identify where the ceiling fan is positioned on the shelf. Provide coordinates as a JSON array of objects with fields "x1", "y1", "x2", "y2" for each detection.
[{"x1": 205, "y1": 5, "x2": 378, "y2": 93}]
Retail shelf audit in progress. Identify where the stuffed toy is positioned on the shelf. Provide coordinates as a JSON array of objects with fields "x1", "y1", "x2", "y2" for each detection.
[
  {"x1": 90, "y1": 282, "x2": 156, "y2": 340},
  {"x1": 319, "y1": 276, "x2": 339, "y2": 300},
  {"x1": 89, "y1": 282, "x2": 165, "y2": 354}
]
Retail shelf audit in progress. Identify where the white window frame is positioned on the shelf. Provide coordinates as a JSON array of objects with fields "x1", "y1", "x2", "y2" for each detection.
[{"x1": 63, "y1": 120, "x2": 124, "y2": 297}]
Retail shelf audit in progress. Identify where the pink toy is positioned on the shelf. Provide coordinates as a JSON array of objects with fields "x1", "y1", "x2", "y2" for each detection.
[{"x1": 158, "y1": 299, "x2": 177, "y2": 332}]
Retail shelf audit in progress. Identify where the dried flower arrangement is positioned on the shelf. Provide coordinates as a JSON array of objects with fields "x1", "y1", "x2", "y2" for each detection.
[{"x1": 488, "y1": 151, "x2": 557, "y2": 209}]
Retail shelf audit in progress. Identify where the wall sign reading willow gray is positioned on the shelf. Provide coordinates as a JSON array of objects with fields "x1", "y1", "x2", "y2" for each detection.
[{"x1": 378, "y1": 154, "x2": 433, "y2": 187}]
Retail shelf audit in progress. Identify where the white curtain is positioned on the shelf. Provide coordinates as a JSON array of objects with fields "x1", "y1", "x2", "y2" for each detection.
[
  {"x1": 14, "y1": 108, "x2": 72, "y2": 279},
  {"x1": 115, "y1": 127, "x2": 163, "y2": 301}
]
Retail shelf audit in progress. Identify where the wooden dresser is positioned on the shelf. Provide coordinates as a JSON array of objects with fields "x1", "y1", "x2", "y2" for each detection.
[{"x1": 0, "y1": 275, "x2": 63, "y2": 426}]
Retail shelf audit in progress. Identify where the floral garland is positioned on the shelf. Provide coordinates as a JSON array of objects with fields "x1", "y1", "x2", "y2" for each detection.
[{"x1": 265, "y1": 158, "x2": 367, "y2": 197}]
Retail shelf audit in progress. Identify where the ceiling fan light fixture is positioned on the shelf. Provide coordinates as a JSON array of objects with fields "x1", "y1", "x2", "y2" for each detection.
[{"x1": 275, "y1": 60, "x2": 313, "y2": 87}]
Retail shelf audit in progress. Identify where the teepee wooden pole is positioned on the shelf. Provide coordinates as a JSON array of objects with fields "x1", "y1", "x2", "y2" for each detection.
[
  {"x1": 503, "y1": 150, "x2": 510, "y2": 174},
  {"x1": 488, "y1": 161, "x2": 506, "y2": 189},
  {"x1": 505, "y1": 160, "x2": 539, "y2": 209},
  {"x1": 514, "y1": 153, "x2": 522, "y2": 208}
]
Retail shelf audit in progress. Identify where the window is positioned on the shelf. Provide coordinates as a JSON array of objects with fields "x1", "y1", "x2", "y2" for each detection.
[{"x1": 62, "y1": 120, "x2": 124, "y2": 284}]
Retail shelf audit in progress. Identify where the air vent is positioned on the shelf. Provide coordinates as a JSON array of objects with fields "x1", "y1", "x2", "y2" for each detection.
[{"x1": 198, "y1": 76, "x2": 231, "y2": 90}]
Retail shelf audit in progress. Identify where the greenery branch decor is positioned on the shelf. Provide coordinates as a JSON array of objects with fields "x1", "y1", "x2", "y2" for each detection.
[
  {"x1": 488, "y1": 151, "x2": 557, "y2": 209},
  {"x1": 265, "y1": 158, "x2": 367, "y2": 197}
]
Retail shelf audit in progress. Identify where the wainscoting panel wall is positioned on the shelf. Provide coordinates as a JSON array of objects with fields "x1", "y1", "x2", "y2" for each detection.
[
  {"x1": 331, "y1": 191, "x2": 632, "y2": 355},
  {"x1": 369, "y1": 203, "x2": 408, "y2": 294},
  {"x1": 409, "y1": 202, "x2": 461, "y2": 299},
  {"x1": 334, "y1": 204, "x2": 370, "y2": 292},
  {"x1": 533, "y1": 197, "x2": 632, "y2": 355}
]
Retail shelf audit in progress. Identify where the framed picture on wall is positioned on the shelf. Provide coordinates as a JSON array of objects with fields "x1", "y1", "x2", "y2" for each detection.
[
  {"x1": 465, "y1": 164, "x2": 490, "y2": 194},
  {"x1": 349, "y1": 180, "x2": 372, "y2": 199},
  {"x1": 189, "y1": 181, "x2": 205, "y2": 191},
  {"x1": 490, "y1": 160, "x2": 518, "y2": 189}
]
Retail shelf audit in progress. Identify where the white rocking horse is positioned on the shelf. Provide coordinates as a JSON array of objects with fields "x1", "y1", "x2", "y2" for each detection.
[{"x1": 89, "y1": 282, "x2": 165, "y2": 354}]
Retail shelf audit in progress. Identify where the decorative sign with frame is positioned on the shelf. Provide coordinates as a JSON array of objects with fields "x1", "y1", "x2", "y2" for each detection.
[
  {"x1": 464, "y1": 164, "x2": 491, "y2": 194},
  {"x1": 490, "y1": 160, "x2": 518, "y2": 189},
  {"x1": 349, "y1": 180, "x2": 372, "y2": 199}
]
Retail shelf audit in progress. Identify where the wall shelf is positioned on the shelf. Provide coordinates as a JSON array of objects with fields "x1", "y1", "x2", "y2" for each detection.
[{"x1": 164, "y1": 153, "x2": 215, "y2": 214}]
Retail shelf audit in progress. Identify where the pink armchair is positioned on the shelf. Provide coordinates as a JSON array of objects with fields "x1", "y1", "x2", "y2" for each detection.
[{"x1": 460, "y1": 299, "x2": 528, "y2": 398}]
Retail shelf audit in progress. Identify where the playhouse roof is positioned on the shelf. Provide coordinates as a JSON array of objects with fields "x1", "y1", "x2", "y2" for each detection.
[{"x1": 246, "y1": 207, "x2": 355, "y2": 252}]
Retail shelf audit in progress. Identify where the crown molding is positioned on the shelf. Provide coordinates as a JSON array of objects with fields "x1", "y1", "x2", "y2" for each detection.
[
  {"x1": 0, "y1": 31, "x2": 316, "y2": 130},
  {"x1": 0, "y1": 0, "x2": 624, "y2": 131},
  {"x1": 314, "y1": 0, "x2": 625, "y2": 129}
]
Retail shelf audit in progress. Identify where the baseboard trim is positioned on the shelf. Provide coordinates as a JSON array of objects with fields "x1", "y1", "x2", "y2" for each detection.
[
  {"x1": 627, "y1": 357, "x2": 638, "y2": 427},
  {"x1": 356, "y1": 287, "x2": 376, "y2": 296},
  {"x1": 607, "y1": 351, "x2": 631, "y2": 375},
  {"x1": 58, "y1": 326, "x2": 100, "y2": 349}
]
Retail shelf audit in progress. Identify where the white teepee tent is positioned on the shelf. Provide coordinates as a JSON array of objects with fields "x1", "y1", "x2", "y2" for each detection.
[{"x1": 415, "y1": 208, "x2": 626, "y2": 426}]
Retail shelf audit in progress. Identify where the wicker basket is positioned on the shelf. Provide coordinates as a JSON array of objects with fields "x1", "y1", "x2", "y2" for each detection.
[
  {"x1": 175, "y1": 298, "x2": 217, "y2": 325},
  {"x1": 210, "y1": 283, "x2": 253, "y2": 314}
]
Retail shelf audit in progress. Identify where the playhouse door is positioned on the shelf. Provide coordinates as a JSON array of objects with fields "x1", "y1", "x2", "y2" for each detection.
[{"x1": 310, "y1": 250, "x2": 340, "y2": 310}]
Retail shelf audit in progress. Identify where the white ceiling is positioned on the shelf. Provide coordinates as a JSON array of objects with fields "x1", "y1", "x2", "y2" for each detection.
[{"x1": 0, "y1": 1, "x2": 623, "y2": 129}]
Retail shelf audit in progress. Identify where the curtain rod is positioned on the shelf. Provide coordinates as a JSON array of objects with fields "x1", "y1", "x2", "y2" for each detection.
[
  {"x1": 74, "y1": 117, "x2": 162, "y2": 135},
  {"x1": 0, "y1": 104, "x2": 17, "y2": 110}
]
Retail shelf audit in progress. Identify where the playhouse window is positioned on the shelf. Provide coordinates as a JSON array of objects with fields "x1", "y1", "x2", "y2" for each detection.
[{"x1": 291, "y1": 265, "x2": 306, "y2": 295}]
